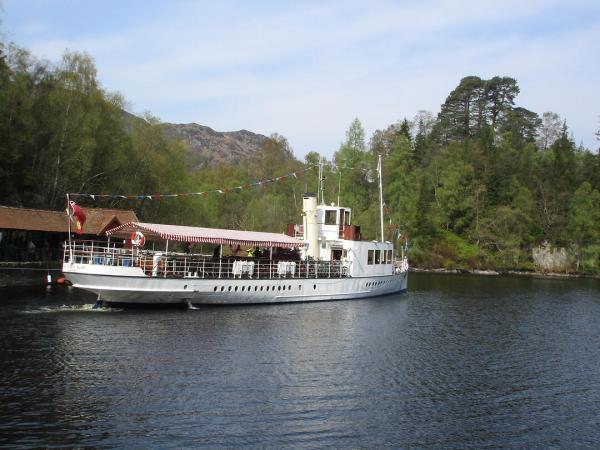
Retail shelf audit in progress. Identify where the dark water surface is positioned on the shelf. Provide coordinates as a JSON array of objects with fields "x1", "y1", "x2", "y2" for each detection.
[{"x1": 1, "y1": 273, "x2": 600, "y2": 449}]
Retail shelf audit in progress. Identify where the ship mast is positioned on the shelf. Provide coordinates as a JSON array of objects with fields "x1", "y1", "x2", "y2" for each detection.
[
  {"x1": 378, "y1": 154, "x2": 384, "y2": 242},
  {"x1": 317, "y1": 155, "x2": 324, "y2": 205}
]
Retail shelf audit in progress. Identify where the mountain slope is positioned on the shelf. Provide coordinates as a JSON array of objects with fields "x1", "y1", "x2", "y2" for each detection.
[{"x1": 161, "y1": 123, "x2": 269, "y2": 168}]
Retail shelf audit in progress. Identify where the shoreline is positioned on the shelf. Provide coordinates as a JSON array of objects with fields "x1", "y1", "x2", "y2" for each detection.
[
  {"x1": 0, "y1": 262, "x2": 62, "y2": 288},
  {"x1": 1, "y1": 262, "x2": 598, "y2": 288},
  {"x1": 409, "y1": 267, "x2": 600, "y2": 280}
]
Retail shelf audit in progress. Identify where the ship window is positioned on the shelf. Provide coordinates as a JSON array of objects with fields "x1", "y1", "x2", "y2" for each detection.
[
  {"x1": 324, "y1": 210, "x2": 337, "y2": 225},
  {"x1": 386, "y1": 250, "x2": 392, "y2": 263},
  {"x1": 228, "y1": 286, "x2": 232, "y2": 291},
  {"x1": 344, "y1": 210, "x2": 350, "y2": 225},
  {"x1": 260, "y1": 286, "x2": 263, "y2": 291},
  {"x1": 266, "y1": 286, "x2": 269, "y2": 291},
  {"x1": 278, "y1": 286, "x2": 281, "y2": 291},
  {"x1": 221, "y1": 286, "x2": 224, "y2": 291},
  {"x1": 288, "y1": 285, "x2": 291, "y2": 290},
  {"x1": 242, "y1": 286, "x2": 245, "y2": 291},
  {"x1": 214, "y1": 286, "x2": 217, "y2": 292},
  {"x1": 299, "y1": 285, "x2": 302, "y2": 290},
  {"x1": 235, "y1": 286, "x2": 238, "y2": 291},
  {"x1": 368, "y1": 250, "x2": 374, "y2": 265},
  {"x1": 374, "y1": 250, "x2": 380, "y2": 264},
  {"x1": 313, "y1": 284, "x2": 317, "y2": 289}
]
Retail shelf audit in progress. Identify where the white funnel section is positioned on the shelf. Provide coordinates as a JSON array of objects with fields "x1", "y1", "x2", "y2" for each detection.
[{"x1": 302, "y1": 193, "x2": 319, "y2": 258}]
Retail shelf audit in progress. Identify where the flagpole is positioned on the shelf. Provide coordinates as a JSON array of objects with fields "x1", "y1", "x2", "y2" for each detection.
[
  {"x1": 66, "y1": 193, "x2": 73, "y2": 261},
  {"x1": 378, "y1": 154, "x2": 384, "y2": 243}
]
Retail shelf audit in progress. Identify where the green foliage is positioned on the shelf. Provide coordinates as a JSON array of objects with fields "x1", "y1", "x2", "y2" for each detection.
[
  {"x1": 2, "y1": 36, "x2": 599, "y2": 275},
  {"x1": 333, "y1": 118, "x2": 373, "y2": 213},
  {"x1": 569, "y1": 183, "x2": 600, "y2": 244}
]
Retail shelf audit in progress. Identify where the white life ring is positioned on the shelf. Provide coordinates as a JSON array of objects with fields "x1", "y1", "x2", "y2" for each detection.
[{"x1": 131, "y1": 231, "x2": 145, "y2": 247}]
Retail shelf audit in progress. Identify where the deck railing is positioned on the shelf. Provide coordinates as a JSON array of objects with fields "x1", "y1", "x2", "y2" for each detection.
[{"x1": 63, "y1": 240, "x2": 350, "y2": 280}]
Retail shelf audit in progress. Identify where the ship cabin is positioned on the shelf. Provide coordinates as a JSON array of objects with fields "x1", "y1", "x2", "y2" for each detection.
[{"x1": 292, "y1": 193, "x2": 396, "y2": 278}]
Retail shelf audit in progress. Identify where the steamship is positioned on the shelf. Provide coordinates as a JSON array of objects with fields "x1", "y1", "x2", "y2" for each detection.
[{"x1": 62, "y1": 160, "x2": 408, "y2": 306}]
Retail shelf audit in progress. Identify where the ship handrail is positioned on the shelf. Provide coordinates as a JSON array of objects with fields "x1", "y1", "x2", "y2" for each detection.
[{"x1": 63, "y1": 240, "x2": 351, "y2": 280}]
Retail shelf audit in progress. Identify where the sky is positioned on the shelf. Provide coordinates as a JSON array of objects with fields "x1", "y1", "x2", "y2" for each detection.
[{"x1": 1, "y1": 0, "x2": 599, "y2": 158}]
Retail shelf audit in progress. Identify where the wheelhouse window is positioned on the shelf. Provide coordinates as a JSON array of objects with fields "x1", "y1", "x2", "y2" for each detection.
[
  {"x1": 386, "y1": 250, "x2": 392, "y2": 263},
  {"x1": 324, "y1": 210, "x2": 337, "y2": 225},
  {"x1": 344, "y1": 210, "x2": 351, "y2": 225},
  {"x1": 368, "y1": 250, "x2": 375, "y2": 265},
  {"x1": 374, "y1": 250, "x2": 380, "y2": 264}
]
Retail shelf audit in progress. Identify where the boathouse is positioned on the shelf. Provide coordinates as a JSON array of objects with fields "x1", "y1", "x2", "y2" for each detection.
[{"x1": 0, "y1": 205, "x2": 138, "y2": 262}]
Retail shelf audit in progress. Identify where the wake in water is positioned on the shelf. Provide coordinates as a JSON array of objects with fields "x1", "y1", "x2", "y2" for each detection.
[
  {"x1": 185, "y1": 299, "x2": 200, "y2": 310},
  {"x1": 23, "y1": 304, "x2": 123, "y2": 313}
]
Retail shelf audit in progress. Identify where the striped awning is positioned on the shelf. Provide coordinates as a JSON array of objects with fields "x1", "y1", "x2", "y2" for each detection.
[{"x1": 105, "y1": 222, "x2": 307, "y2": 249}]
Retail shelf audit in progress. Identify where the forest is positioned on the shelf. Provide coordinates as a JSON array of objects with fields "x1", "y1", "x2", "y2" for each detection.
[{"x1": 1, "y1": 41, "x2": 599, "y2": 274}]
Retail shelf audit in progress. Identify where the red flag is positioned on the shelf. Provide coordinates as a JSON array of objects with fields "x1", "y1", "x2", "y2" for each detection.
[{"x1": 69, "y1": 201, "x2": 86, "y2": 235}]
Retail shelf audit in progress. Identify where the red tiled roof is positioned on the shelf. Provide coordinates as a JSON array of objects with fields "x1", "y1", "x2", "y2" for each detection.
[{"x1": 0, "y1": 205, "x2": 138, "y2": 235}]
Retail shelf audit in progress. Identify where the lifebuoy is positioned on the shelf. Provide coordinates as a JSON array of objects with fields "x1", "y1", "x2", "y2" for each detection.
[{"x1": 131, "y1": 231, "x2": 145, "y2": 247}]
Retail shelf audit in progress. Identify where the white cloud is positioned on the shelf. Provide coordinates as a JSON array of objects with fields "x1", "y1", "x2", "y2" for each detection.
[{"x1": 8, "y1": 0, "x2": 600, "y2": 156}]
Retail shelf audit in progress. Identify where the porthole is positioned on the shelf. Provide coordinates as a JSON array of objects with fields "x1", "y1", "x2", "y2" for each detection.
[
  {"x1": 214, "y1": 286, "x2": 218, "y2": 292},
  {"x1": 260, "y1": 286, "x2": 263, "y2": 291},
  {"x1": 278, "y1": 286, "x2": 281, "y2": 291},
  {"x1": 288, "y1": 285, "x2": 291, "y2": 290},
  {"x1": 299, "y1": 285, "x2": 302, "y2": 290},
  {"x1": 228, "y1": 286, "x2": 232, "y2": 291},
  {"x1": 235, "y1": 286, "x2": 238, "y2": 292},
  {"x1": 313, "y1": 284, "x2": 316, "y2": 290},
  {"x1": 242, "y1": 286, "x2": 245, "y2": 291},
  {"x1": 254, "y1": 286, "x2": 258, "y2": 291},
  {"x1": 266, "y1": 286, "x2": 269, "y2": 291},
  {"x1": 221, "y1": 286, "x2": 225, "y2": 291}
]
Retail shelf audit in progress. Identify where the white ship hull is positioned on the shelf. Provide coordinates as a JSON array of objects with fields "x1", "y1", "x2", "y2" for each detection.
[{"x1": 63, "y1": 262, "x2": 407, "y2": 305}]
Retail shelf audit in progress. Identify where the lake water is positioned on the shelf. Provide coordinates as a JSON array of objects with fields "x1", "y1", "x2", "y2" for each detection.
[{"x1": 1, "y1": 273, "x2": 600, "y2": 449}]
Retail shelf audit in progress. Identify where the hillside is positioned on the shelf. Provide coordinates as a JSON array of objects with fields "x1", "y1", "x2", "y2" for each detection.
[
  {"x1": 120, "y1": 109, "x2": 269, "y2": 168},
  {"x1": 161, "y1": 123, "x2": 269, "y2": 168}
]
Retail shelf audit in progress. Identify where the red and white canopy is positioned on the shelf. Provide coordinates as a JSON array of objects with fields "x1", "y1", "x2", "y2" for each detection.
[{"x1": 105, "y1": 222, "x2": 306, "y2": 249}]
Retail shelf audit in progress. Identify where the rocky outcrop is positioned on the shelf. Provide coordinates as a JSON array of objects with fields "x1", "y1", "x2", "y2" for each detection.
[
  {"x1": 161, "y1": 123, "x2": 268, "y2": 168},
  {"x1": 532, "y1": 241, "x2": 577, "y2": 273}
]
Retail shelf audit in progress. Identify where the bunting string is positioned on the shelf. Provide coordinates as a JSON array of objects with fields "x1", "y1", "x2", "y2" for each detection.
[
  {"x1": 68, "y1": 162, "x2": 376, "y2": 201},
  {"x1": 68, "y1": 167, "x2": 316, "y2": 201}
]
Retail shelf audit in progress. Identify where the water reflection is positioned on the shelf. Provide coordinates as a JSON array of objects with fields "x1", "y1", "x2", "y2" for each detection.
[{"x1": 1, "y1": 274, "x2": 600, "y2": 448}]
